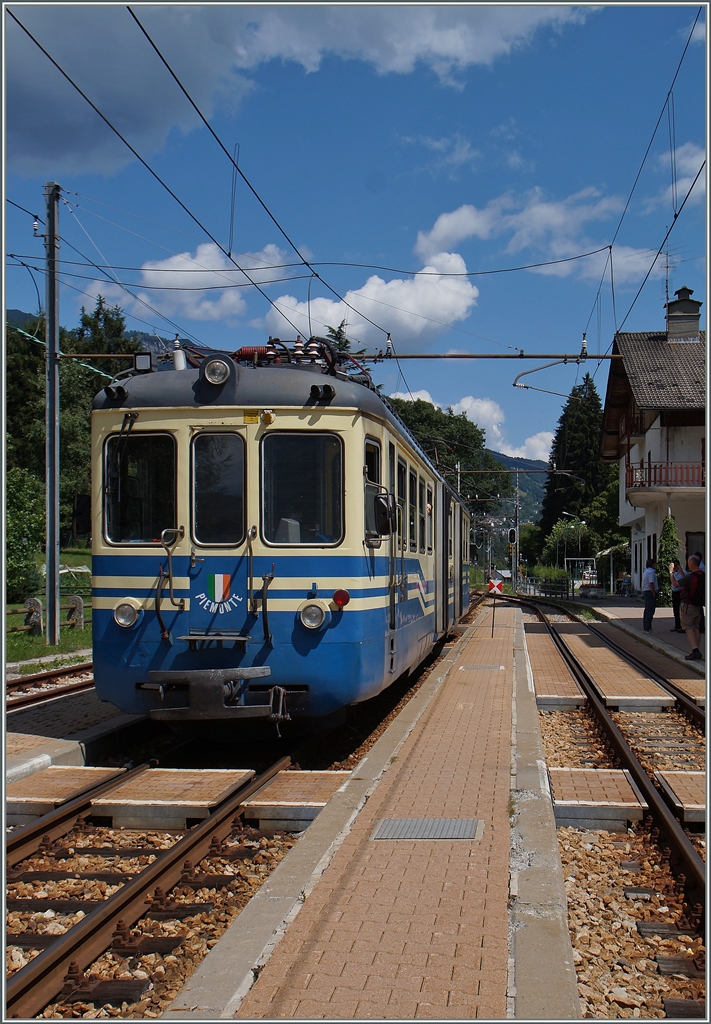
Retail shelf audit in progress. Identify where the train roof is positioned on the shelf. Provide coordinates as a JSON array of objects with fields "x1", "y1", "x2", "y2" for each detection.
[{"x1": 92, "y1": 357, "x2": 467, "y2": 503}]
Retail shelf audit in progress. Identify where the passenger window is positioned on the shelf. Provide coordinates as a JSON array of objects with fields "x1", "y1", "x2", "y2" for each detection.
[
  {"x1": 418, "y1": 479, "x2": 426, "y2": 553},
  {"x1": 448, "y1": 508, "x2": 453, "y2": 558},
  {"x1": 105, "y1": 433, "x2": 175, "y2": 544},
  {"x1": 364, "y1": 439, "x2": 381, "y2": 537},
  {"x1": 397, "y1": 460, "x2": 407, "y2": 549},
  {"x1": 426, "y1": 486, "x2": 433, "y2": 553},
  {"x1": 409, "y1": 470, "x2": 417, "y2": 550},
  {"x1": 263, "y1": 433, "x2": 343, "y2": 545},
  {"x1": 193, "y1": 433, "x2": 245, "y2": 545}
]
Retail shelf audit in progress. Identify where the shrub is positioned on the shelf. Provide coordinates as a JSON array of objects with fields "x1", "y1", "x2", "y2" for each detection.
[{"x1": 6, "y1": 468, "x2": 45, "y2": 603}]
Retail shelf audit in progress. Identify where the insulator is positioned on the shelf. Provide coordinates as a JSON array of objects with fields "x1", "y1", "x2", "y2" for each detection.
[
  {"x1": 266, "y1": 339, "x2": 277, "y2": 362},
  {"x1": 306, "y1": 337, "x2": 320, "y2": 361},
  {"x1": 293, "y1": 336, "x2": 304, "y2": 362}
]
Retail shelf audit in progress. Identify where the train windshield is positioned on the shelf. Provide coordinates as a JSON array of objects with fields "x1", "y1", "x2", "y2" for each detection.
[
  {"x1": 262, "y1": 433, "x2": 343, "y2": 545},
  {"x1": 192, "y1": 433, "x2": 245, "y2": 545},
  {"x1": 104, "y1": 433, "x2": 176, "y2": 544}
]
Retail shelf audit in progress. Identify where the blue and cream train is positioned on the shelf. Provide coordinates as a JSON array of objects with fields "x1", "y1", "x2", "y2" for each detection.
[{"x1": 91, "y1": 338, "x2": 470, "y2": 729}]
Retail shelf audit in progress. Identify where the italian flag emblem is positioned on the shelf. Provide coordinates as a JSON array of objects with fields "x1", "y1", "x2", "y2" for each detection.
[{"x1": 208, "y1": 573, "x2": 231, "y2": 602}]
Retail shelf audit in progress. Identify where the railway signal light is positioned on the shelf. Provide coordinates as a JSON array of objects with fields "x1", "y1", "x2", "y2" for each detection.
[{"x1": 508, "y1": 528, "x2": 516, "y2": 543}]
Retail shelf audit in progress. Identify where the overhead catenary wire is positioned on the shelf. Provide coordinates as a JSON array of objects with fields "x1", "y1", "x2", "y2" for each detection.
[
  {"x1": 7, "y1": 9, "x2": 303, "y2": 337},
  {"x1": 59, "y1": 198, "x2": 206, "y2": 345},
  {"x1": 616, "y1": 159, "x2": 706, "y2": 333},
  {"x1": 59, "y1": 220, "x2": 206, "y2": 346},
  {"x1": 580, "y1": 7, "x2": 702, "y2": 347},
  {"x1": 125, "y1": 6, "x2": 390, "y2": 341},
  {"x1": 7, "y1": 255, "x2": 197, "y2": 343}
]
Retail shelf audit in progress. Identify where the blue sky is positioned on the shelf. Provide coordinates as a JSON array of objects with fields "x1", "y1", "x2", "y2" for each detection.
[{"x1": 4, "y1": 4, "x2": 707, "y2": 459}]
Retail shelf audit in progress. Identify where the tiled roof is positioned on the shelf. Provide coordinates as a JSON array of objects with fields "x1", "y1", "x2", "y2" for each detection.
[{"x1": 615, "y1": 331, "x2": 705, "y2": 410}]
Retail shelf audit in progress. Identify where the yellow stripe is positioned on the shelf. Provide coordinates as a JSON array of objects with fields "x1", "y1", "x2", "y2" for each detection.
[
  {"x1": 93, "y1": 576, "x2": 190, "y2": 590},
  {"x1": 93, "y1": 596, "x2": 191, "y2": 611}
]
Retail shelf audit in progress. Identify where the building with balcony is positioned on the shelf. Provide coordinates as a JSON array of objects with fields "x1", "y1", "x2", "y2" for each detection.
[{"x1": 600, "y1": 286, "x2": 705, "y2": 591}]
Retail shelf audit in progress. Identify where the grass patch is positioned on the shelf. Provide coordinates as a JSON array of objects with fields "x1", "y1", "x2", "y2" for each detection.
[{"x1": 5, "y1": 616, "x2": 93, "y2": 664}]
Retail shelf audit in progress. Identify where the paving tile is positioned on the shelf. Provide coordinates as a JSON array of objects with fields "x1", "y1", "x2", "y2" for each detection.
[{"x1": 236, "y1": 607, "x2": 515, "y2": 1019}]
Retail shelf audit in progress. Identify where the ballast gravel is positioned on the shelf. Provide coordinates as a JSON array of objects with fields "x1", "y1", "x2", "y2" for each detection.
[
  {"x1": 533, "y1": 638, "x2": 706, "y2": 1015},
  {"x1": 6, "y1": 826, "x2": 298, "y2": 1017}
]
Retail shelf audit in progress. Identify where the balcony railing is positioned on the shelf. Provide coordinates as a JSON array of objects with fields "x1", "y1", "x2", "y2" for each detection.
[
  {"x1": 619, "y1": 412, "x2": 645, "y2": 440},
  {"x1": 625, "y1": 462, "x2": 705, "y2": 489}
]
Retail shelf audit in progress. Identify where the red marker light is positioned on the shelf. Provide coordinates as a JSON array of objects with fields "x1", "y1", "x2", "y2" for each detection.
[{"x1": 333, "y1": 589, "x2": 351, "y2": 608}]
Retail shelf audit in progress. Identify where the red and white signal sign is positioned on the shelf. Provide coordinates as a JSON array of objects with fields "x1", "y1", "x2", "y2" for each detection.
[{"x1": 488, "y1": 579, "x2": 503, "y2": 595}]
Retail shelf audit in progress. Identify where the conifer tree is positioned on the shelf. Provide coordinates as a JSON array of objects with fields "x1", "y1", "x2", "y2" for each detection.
[
  {"x1": 657, "y1": 515, "x2": 682, "y2": 607},
  {"x1": 539, "y1": 373, "x2": 615, "y2": 539}
]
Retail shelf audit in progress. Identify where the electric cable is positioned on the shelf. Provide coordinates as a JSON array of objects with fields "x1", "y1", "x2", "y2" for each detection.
[
  {"x1": 126, "y1": 5, "x2": 390, "y2": 339},
  {"x1": 8, "y1": 258, "x2": 311, "y2": 291},
  {"x1": 7, "y1": 255, "x2": 192, "y2": 342},
  {"x1": 58, "y1": 203, "x2": 207, "y2": 346},
  {"x1": 616, "y1": 159, "x2": 705, "y2": 333},
  {"x1": 7, "y1": 8, "x2": 303, "y2": 336}
]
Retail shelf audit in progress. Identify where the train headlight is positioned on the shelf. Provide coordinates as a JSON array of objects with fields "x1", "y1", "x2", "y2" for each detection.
[
  {"x1": 113, "y1": 601, "x2": 142, "y2": 628},
  {"x1": 204, "y1": 358, "x2": 230, "y2": 385},
  {"x1": 298, "y1": 600, "x2": 330, "y2": 631}
]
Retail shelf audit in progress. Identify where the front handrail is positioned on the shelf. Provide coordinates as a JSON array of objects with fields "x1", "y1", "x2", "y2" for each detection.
[
  {"x1": 247, "y1": 525, "x2": 258, "y2": 613},
  {"x1": 160, "y1": 527, "x2": 185, "y2": 609}
]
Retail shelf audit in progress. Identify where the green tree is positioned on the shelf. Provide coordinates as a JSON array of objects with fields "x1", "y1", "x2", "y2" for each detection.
[
  {"x1": 540, "y1": 517, "x2": 597, "y2": 568},
  {"x1": 657, "y1": 515, "x2": 682, "y2": 607},
  {"x1": 387, "y1": 397, "x2": 513, "y2": 514},
  {"x1": 5, "y1": 297, "x2": 142, "y2": 540},
  {"x1": 539, "y1": 373, "x2": 615, "y2": 539},
  {"x1": 519, "y1": 522, "x2": 543, "y2": 567},
  {"x1": 65, "y1": 295, "x2": 140, "y2": 379},
  {"x1": 325, "y1": 319, "x2": 365, "y2": 355},
  {"x1": 6, "y1": 467, "x2": 45, "y2": 602}
]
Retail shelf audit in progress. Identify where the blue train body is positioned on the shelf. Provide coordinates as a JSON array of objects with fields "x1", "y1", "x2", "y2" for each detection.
[{"x1": 91, "y1": 341, "x2": 470, "y2": 728}]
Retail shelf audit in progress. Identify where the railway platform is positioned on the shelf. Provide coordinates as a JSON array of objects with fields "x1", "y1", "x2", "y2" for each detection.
[
  {"x1": 164, "y1": 602, "x2": 580, "y2": 1020},
  {"x1": 6, "y1": 688, "x2": 145, "y2": 784},
  {"x1": 573, "y1": 599, "x2": 706, "y2": 671}
]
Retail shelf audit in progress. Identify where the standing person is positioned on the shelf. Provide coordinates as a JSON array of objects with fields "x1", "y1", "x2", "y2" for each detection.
[
  {"x1": 641, "y1": 558, "x2": 658, "y2": 632},
  {"x1": 668, "y1": 560, "x2": 684, "y2": 632},
  {"x1": 694, "y1": 552, "x2": 705, "y2": 634},
  {"x1": 677, "y1": 554, "x2": 705, "y2": 660}
]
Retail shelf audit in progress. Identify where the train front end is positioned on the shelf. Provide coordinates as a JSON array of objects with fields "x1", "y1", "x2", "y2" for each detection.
[{"x1": 91, "y1": 346, "x2": 396, "y2": 730}]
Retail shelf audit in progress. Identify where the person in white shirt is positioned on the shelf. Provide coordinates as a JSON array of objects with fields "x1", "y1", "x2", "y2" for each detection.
[{"x1": 641, "y1": 559, "x2": 658, "y2": 632}]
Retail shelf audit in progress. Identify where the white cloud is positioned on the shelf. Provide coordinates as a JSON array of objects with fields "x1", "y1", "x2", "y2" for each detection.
[
  {"x1": 389, "y1": 389, "x2": 553, "y2": 461},
  {"x1": 232, "y1": 6, "x2": 591, "y2": 83},
  {"x1": 93, "y1": 242, "x2": 295, "y2": 323},
  {"x1": 389, "y1": 390, "x2": 440, "y2": 407},
  {"x1": 7, "y1": 6, "x2": 592, "y2": 174},
  {"x1": 646, "y1": 142, "x2": 706, "y2": 211},
  {"x1": 498, "y1": 431, "x2": 554, "y2": 461},
  {"x1": 451, "y1": 396, "x2": 506, "y2": 445},
  {"x1": 418, "y1": 187, "x2": 625, "y2": 262},
  {"x1": 264, "y1": 252, "x2": 479, "y2": 347},
  {"x1": 403, "y1": 133, "x2": 481, "y2": 176}
]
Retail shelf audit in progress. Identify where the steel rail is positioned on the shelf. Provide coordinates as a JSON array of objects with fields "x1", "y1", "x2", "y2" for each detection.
[
  {"x1": 504, "y1": 592, "x2": 705, "y2": 727},
  {"x1": 6, "y1": 755, "x2": 290, "y2": 1018},
  {"x1": 6, "y1": 761, "x2": 156, "y2": 867},
  {"x1": 7, "y1": 677, "x2": 95, "y2": 710},
  {"x1": 516, "y1": 599, "x2": 706, "y2": 908},
  {"x1": 6, "y1": 661, "x2": 93, "y2": 690}
]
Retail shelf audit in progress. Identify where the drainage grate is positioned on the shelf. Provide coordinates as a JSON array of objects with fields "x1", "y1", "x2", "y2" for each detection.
[
  {"x1": 371, "y1": 818, "x2": 484, "y2": 841},
  {"x1": 459, "y1": 664, "x2": 505, "y2": 671}
]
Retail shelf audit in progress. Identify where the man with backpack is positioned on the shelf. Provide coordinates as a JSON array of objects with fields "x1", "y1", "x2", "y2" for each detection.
[{"x1": 672, "y1": 554, "x2": 705, "y2": 661}]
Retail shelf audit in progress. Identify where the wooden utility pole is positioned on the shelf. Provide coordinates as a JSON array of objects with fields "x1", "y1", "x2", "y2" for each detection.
[{"x1": 45, "y1": 182, "x2": 61, "y2": 645}]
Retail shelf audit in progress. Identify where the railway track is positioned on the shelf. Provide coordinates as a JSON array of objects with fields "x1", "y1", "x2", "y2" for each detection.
[
  {"x1": 6, "y1": 757, "x2": 290, "y2": 1018},
  {"x1": 509, "y1": 594, "x2": 705, "y2": 928},
  {"x1": 6, "y1": 662, "x2": 94, "y2": 710}
]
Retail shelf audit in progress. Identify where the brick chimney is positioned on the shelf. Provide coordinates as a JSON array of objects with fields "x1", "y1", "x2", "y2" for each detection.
[{"x1": 665, "y1": 285, "x2": 702, "y2": 340}]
